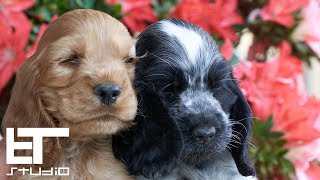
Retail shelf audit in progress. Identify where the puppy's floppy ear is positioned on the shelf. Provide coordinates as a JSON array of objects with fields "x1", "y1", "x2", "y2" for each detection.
[
  {"x1": 113, "y1": 85, "x2": 183, "y2": 178},
  {"x1": 228, "y1": 74, "x2": 256, "y2": 177},
  {"x1": 1, "y1": 50, "x2": 61, "y2": 169}
]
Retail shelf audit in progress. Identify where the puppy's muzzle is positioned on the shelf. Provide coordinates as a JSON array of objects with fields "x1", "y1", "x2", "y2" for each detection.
[{"x1": 95, "y1": 84, "x2": 121, "y2": 105}]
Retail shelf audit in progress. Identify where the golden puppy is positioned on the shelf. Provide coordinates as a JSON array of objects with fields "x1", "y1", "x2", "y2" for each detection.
[{"x1": 1, "y1": 9, "x2": 137, "y2": 179}]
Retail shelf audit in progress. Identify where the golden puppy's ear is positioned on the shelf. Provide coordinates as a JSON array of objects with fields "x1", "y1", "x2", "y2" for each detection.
[
  {"x1": 2, "y1": 51, "x2": 55, "y2": 130},
  {"x1": 1, "y1": 50, "x2": 61, "y2": 168}
]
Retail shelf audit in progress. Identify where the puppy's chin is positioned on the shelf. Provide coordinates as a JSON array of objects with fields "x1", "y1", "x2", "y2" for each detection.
[{"x1": 180, "y1": 131, "x2": 232, "y2": 166}]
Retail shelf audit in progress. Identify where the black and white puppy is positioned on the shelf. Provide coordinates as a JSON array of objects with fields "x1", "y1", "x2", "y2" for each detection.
[{"x1": 113, "y1": 19, "x2": 256, "y2": 180}]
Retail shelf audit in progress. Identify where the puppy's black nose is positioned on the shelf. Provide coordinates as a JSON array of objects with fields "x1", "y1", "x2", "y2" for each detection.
[
  {"x1": 95, "y1": 84, "x2": 121, "y2": 105},
  {"x1": 193, "y1": 127, "x2": 216, "y2": 144}
]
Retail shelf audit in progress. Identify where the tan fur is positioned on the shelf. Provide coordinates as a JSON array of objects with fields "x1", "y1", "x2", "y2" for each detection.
[{"x1": 1, "y1": 9, "x2": 137, "y2": 180}]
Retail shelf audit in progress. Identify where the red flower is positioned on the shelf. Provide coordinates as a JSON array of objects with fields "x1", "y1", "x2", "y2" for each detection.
[
  {"x1": 220, "y1": 39, "x2": 233, "y2": 61},
  {"x1": 0, "y1": 0, "x2": 35, "y2": 14},
  {"x1": 0, "y1": 13, "x2": 31, "y2": 91},
  {"x1": 261, "y1": 0, "x2": 309, "y2": 27},
  {"x1": 287, "y1": 139, "x2": 320, "y2": 180},
  {"x1": 171, "y1": 0, "x2": 243, "y2": 41},
  {"x1": 235, "y1": 41, "x2": 320, "y2": 179},
  {"x1": 0, "y1": 0, "x2": 34, "y2": 28},
  {"x1": 301, "y1": 163, "x2": 320, "y2": 180},
  {"x1": 106, "y1": 0, "x2": 157, "y2": 32},
  {"x1": 234, "y1": 41, "x2": 303, "y2": 120},
  {"x1": 0, "y1": 0, "x2": 34, "y2": 91},
  {"x1": 273, "y1": 93, "x2": 320, "y2": 147}
]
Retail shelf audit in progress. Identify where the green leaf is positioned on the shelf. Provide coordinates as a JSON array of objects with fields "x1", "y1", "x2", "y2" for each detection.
[
  {"x1": 35, "y1": 7, "x2": 52, "y2": 22},
  {"x1": 280, "y1": 158, "x2": 295, "y2": 174},
  {"x1": 68, "y1": 0, "x2": 95, "y2": 9},
  {"x1": 250, "y1": 117, "x2": 295, "y2": 179},
  {"x1": 230, "y1": 53, "x2": 240, "y2": 66},
  {"x1": 153, "y1": 0, "x2": 178, "y2": 19},
  {"x1": 269, "y1": 131, "x2": 284, "y2": 139}
]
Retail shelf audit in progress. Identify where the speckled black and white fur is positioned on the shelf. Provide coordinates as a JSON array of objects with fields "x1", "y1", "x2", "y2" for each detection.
[{"x1": 113, "y1": 19, "x2": 256, "y2": 180}]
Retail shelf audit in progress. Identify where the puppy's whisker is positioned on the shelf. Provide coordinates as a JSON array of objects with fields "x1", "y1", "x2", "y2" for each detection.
[
  {"x1": 216, "y1": 66, "x2": 232, "y2": 74},
  {"x1": 230, "y1": 139, "x2": 242, "y2": 145},
  {"x1": 249, "y1": 142, "x2": 256, "y2": 148},
  {"x1": 160, "y1": 83, "x2": 174, "y2": 92},
  {"x1": 226, "y1": 146, "x2": 232, "y2": 152},
  {"x1": 137, "y1": 108, "x2": 148, "y2": 120},
  {"x1": 144, "y1": 74, "x2": 168, "y2": 78},
  {"x1": 231, "y1": 135, "x2": 241, "y2": 141},
  {"x1": 146, "y1": 82, "x2": 156, "y2": 92},
  {"x1": 229, "y1": 116, "x2": 259, "y2": 121},
  {"x1": 233, "y1": 131, "x2": 244, "y2": 138},
  {"x1": 149, "y1": 52, "x2": 175, "y2": 70},
  {"x1": 228, "y1": 143, "x2": 238, "y2": 149},
  {"x1": 231, "y1": 136, "x2": 243, "y2": 144},
  {"x1": 218, "y1": 71, "x2": 234, "y2": 77},
  {"x1": 230, "y1": 121, "x2": 248, "y2": 133}
]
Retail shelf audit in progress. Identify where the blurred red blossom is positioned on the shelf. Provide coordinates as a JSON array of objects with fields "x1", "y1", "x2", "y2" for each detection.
[
  {"x1": 106, "y1": 0, "x2": 157, "y2": 32},
  {"x1": 234, "y1": 41, "x2": 303, "y2": 120},
  {"x1": 287, "y1": 139, "x2": 320, "y2": 180},
  {"x1": 292, "y1": 0, "x2": 320, "y2": 58},
  {"x1": 234, "y1": 41, "x2": 320, "y2": 146},
  {"x1": 0, "y1": 0, "x2": 34, "y2": 15},
  {"x1": 0, "y1": 15, "x2": 30, "y2": 91},
  {"x1": 171, "y1": 0, "x2": 243, "y2": 41},
  {"x1": 234, "y1": 40, "x2": 320, "y2": 178},
  {"x1": 0, "y1": 0, "x2": 34, "y2": 31},
  {"x1": 273, "y1": 94, "x2": 320, "y2": 147},
  {"x1": 299, "y1": 163, "x2": 320, "y2": 180},
  {"x1": 261, "y1": 0, "x2": 309, "y2": 27},
  {"x1": 0, "y1": 0, "x2": 33, "y2": 91},
  {"x1": 220, "y1": 39, "x2": 233, "y2": 61}
]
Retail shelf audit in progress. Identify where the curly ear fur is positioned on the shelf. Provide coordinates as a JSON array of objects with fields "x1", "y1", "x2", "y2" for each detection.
[
  {"x1": 228, "y1": 76, "x2": 255, "y2": 177},
  {"x1": 1, "y1": 50, "x2": 62, "y2": 169},
  {"x1": 113, "y1": 79, "x2": 183, "y2": 178}
]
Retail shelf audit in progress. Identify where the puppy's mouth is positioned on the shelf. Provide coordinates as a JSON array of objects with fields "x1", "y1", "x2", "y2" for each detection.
[
  {"x1": 181, "y1": 141, "x2": 230, "y2": 166},
  {"x1": 179, "y1": 125, "x2": 232, "y2": 165},
  {"x1": 52, "y1": 113, "x2": 134, "y2": 139}
]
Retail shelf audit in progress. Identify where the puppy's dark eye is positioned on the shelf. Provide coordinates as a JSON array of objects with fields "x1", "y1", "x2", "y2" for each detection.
[
  {"x1": 211, "y1": 80, "x2": 221, "y2": 89},
  {"x1": 125, "y1": 57, "x2": 136, "y2": 64},
  {"x1": 62, "y1": 55, "x2": 81, "y2": 64}
]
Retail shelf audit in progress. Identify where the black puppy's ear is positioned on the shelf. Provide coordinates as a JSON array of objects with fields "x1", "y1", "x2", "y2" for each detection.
[
  {"x1": 113, "y1": 88, "x2": 183, "y2": 178},
  {"x1": 229, "y1": 77, "x2": 256, "y2": 177}
]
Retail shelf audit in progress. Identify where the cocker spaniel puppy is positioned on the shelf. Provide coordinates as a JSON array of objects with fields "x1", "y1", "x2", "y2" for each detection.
[
  {"x1": 2, "y1": 9, "x2": 137, "y2": 179},
  {"x1": 113, "y1": 19, "x2": 256, "y2": 179}
]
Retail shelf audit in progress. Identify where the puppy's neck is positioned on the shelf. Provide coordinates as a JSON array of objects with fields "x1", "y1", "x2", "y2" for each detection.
[
  {"x1": 58, "y1": 136, "x2": 116, "y2": 179},
  {"x1": 60, "y1": 136, "x2": 112, "y2": 163}
]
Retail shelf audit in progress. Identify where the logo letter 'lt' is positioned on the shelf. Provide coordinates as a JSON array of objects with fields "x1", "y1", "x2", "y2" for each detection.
[{"x1": 6, "y1": 128, "x2": 69, "y2": 164}]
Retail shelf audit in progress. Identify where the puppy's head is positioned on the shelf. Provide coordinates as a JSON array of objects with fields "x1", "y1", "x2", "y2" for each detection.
[
  {"x1": 2, "y1": 9, "x2": 137, "y2": 139},
  {"x1": 113, "y1": 19, "x2": 255, "y2": 177}
]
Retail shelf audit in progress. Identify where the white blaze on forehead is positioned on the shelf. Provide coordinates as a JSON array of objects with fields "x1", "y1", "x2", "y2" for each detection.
[{"x1": 160, "y1": 21, "x2": 203, "y2": 64}]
